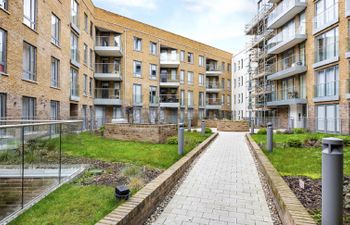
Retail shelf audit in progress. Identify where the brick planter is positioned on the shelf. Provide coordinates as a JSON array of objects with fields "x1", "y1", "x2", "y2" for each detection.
[{"x1": 104, "y1": 124, "x2": 177, "y2": 144}]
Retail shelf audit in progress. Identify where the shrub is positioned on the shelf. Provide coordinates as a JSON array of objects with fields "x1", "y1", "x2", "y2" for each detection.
[
  {"x1": 192, "y1": 129, "x2": 198, "y2": 133},
  {"x1": 128, "y1": 177, "x2": 145, "y2": 191},
  {"x1": 257, "y1": 128, "x2": 267, "y2": 135},
  {"x1": 303, "y1": 134, "x2": 321, "y2": 148},
  {"x1": 283, "y1": 130, "x2": 293, "y2": 134},
  {"x1": 341, "y1": 137, "x2": 350, "y2": 146},
  {"x1": 293, "y1": 128, "x2": 306, "y2": 134},
  {"x1": 122, "y1": 166, "x2": 141, "y2": 177},
  {"x1": 205, "y1": 128, "x2": 212, "y2": 134},
  {"x1": 166, "y1": 136, "x2": 178, "y2": 145},
  {"x1": 287, "y1": 138, "x2": 303, "y2": 148},
  {"x1": 276, "y1": 130, "x2": 283, "y2": 134}
]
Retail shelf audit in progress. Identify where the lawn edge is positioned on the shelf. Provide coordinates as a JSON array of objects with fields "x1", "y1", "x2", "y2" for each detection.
[
  {"x1": 245, "y1": 134, "x2": 317, "y2": 225},
  {"x1": 96, "y1": 132, "x2": 219, "y2": 225}
]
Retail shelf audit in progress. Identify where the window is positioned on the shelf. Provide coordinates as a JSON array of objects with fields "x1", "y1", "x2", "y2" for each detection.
[
  {"x1": 23, "y1": 0, "x2": 37, "y2": 29},
  {"x1": 133, "y1": 61, "x2": 142, "y2": 77},
  {"x1": 0, "y1": 93, "x2": 6, "y2": 119},
  {"x1": 149, "y1": 64, "x2": 157, "y2": 80},
  {"x1": 133, "y1": 84, "x2": 142, "y2": 105},
  {"x1": 0, "y1": 29, "x2": 6, "y2": 73},
  {"x1": 50, "y1": 101, "x2": 59, "y2": 120},
  {"x1": 227, "y1": 95, "x2": 231, "y2": 105},
  {"x1": 180, "y1": 50, "x2": 185, "y2": 62},
  {"x1": 71, "y1": 0, "x2": 79, "y2": 28},
  {"x1": 221, "y1": 95, "x2": 225, "y2": 105},
  {"x1": 199, "y1": 55, "x2": 204, "y2": 67},
  {"x1": 83, "y1": 74, "x2": 87, "y2": 96},
  {"x1": 23, "y1": 42, "x2": 36, "y2": 81},
  {"x1": 70, "y1": 32, "x2": 79, "y2": 63},
  {"x1": 134, "y1": 37, "x2": 142, "y2": 51},
  {"x1": 89, "y1": 48, "x2": 93, "y2": 68},
  {"x1": 228, "y1": 64, "x2": 232, "y2": 73},
  {"x1": 221, "y1": 79, "x2": 225, "y2": 89},
  {"x1": 228, "y1": 79, "x2": 231, "y2": 90},
  {"x1": 188, "y1": 52, "x2": 193, "y2": 64},
  {"x1": 317, "y1": 104, "x2": 339, "y2": 133},
  {"x1": 82, "y1": 44, "x2": 88, "y2": 64},
  {"x1": 149, "y1": 86, "x2": 157, "y2": 104},
  {"x1": 199, "y1": 74, "x2": 204, "y2": 86},
  {"x1": 90, "y1": 22, "x2": 94, "y2": 37},
  {"x1": 187, "y1": 71, "x2": 194, "y2": 84},
  {"x1": 314, "y1": 0, "x2": 338, "y2": 31},
  {"x1": 188, "y1": 91, "x2": 193, "y2": 107},
  {"x1": 180, "y1": 90, "x2": 185, "y2": 106},
  {"x1": 70, "y1": 68, "x2": 79, "y2": 97},
  {"x1": 51, "y1": 57, "x2": 60, "y2": 88},
  {"x1": 180, "y1": 70, "x2": 185, "y2": 84},
  {"x1": 22, "y1": 96, "x2": 36, "y2": 120},
  {"x1": 315, "y1": 27, "x2": 338, "y2": 63},
  {"x1": 0, "y1": 0, "x2": 7, "y2": 10},
  {"x1": 89, "y1": 78, "x2": 93, "y2": 96},
  {"x1": 51, "y1": 14, "x2": 60, "y2": 46},
  {"x1": 150, "y1": 42, "x2": 157, "y2": 55},
  {"x1": 315, "y1": 65, "x2": 339, "y2": 97},
  {"x1": 84, "y1": 13, "x2": 88, "y2": 32},
  {"x1": 199, "y1": 92, "x2": 204, "y2": 107}
]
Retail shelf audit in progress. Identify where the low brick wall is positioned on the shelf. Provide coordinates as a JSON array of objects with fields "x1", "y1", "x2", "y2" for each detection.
[
  {"x1": 245, "y1": 134, "x2": 316, "y2": 225},
  {"x1": 104, "y1": 124, "x2": 177, "y2": 144},
  {"x1": 96, "y1": 133, "x2": 218, "y2": 225},
  {"x1": 217, "y1": 120, "x2": 249, "y2": 132},
  {"x1": 204, "y1": 120, "x2": 219, "y2": 128}
]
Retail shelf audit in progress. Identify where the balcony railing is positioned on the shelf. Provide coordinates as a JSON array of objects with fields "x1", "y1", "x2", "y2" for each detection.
[
  {"x1": 95, "y1": 35, "x2": 122, "y2": 48},
  {"x1": 206, "y1": 98, "x2": 222, "y2": 105},
  {"x1": 95, "y1": 63, "x2": 121, "y2": 75},
  {"x1": 206, "y1": 64, "x2": 223, "y2": 72},
  {"x1": 266, "y1": 24, "x2": 306, "y2": 52},
  {"x1": 271, "y1": 54, "x2": 306, "y2": 73},
  {"x1": 206, "y1": 82, "x2": 222, "y2": 89},
  {"x1": 159, "y1": 94, "x2": 179, "y2": 103},
  {"x1": 160, "y1": 73, "x2": 178, "y2": 82},
  {"x1": 314, "y1": 41, "x2": 339, "y2": 63},
  {"x1": 160, "y1": 53, "x2": 180, "y2": 62},
  {"x1": 314, "y1": 81, "x2": 339, "y2": 98},
  {"x1": 95, "y1": 88, "x2": 121, "y2": 99},
  {"x1": 313, "y1": 2, "x2": 338, "y2": 32},
  {"x1": 270, "y1": 88, "x2": 304, "y2": 102}
]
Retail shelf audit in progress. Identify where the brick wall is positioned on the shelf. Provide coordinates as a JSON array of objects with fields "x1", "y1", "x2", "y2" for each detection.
[
  {"x1": 217, "y1": 120, "x2": 249, "y2": 132},
  {"x1": 104, "y1": 123, "x2": 177, "y2": 143}
]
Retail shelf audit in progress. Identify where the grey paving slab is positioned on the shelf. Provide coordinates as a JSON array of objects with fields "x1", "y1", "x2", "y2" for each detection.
[{"x1": 153, "y1": 132, "x2": 273, "y2": 225}]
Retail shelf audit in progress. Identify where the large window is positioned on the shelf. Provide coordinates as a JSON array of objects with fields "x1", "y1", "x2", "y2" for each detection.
[
  {"x1": 199, "y1": 74, "x2": 204, "y2": 86},
  {"x1": 150, "y1": 42, "x2": 157, "y2": 55},
  {"x1": 149, "y1": 86, "x2": 157, "y2": 105},
  {"x1": 180, "y1": 90, "x2": 185, "y2": 106},
  {"x1": 317, "y1": 104, "x2": 339, "y2": 133},
  {"x1": 22, "y1": 96, "x2": 36, "y2": 120},
  {"x1": 314, "y1": 0, "x2": 338, "y2": 30},
  {"x1": 199, "y1": 92, "x2": 204, "y2": 107},
  {"x1": 133, "y1": 84, "x2": 142, "y2": 105},
  {"x1": 84, "y1": 13, "x2": 88, "y2": 32},
  {"x1": 315, "y1": 27, "x2": 338, "y2": 63},
  {"x1": 315, "y1": 65, "x2": 339, "y2": 97},
  {"x1": 149, "y1": 64, "x2": 157, "y2": 80},
  {"x1": 83, "y1": 74, "x2": 87, "y2": 96},
  {"x1": 133, "y1": 61, "x2": 142, "y2": 77},
  {"x1": 23, "y1": 0, "x2": 37, "y2": 29},
  {"x1": 187, "y1": 71, "x2": 194, "y2": 84},
  {"x1": 199, "y1": 56, "x2": 204, "y2": 67},
  {"x1": 188, "y1": 52, "x2": 194, "y2": 64},
  {"x1": 51, "y1": 57, "x2": 60, "y2": 88},
  {"x1": 50, "y1": 101, "x2": 59, "y2": 120},
  {"x1": 70, "y1": 32, "x2": 79, "y2": 63},
  {"x1": 180, "y1": 50, "x2": 185, "y2": 62},
  {"x1": 0, "y1": 0, "x2": 7, "y2": 10},
  {"x1": 0, "y1": 29, "x2": 6, "y2": 73},
  {"x1": 51, "y1": 14, "x2": 60, "y2": 46},
  {"x1": 89, "y1": 77, "x2": 93, "y2": 96},
  {"x1": 71, "y1": 0, "x2": 79, "y2": 28},
  {"x1": 23, "y1": 42, "x2": 36, "y2": 81},
  {"x1": 0, "y1": 93, "x2": 6, "y2": 119},
  {"x1": 187, "y1": 91, "x2": 193, "y2": 107},
  {"x1": 71, "y1": 68, "x2": 79, "y2": 97},
  {"x1": 134, "y1": 37, "x2": 142, "y2": 51},
  {"x1": 180, "y1": 70, "x2": 185, "y2": 84}
]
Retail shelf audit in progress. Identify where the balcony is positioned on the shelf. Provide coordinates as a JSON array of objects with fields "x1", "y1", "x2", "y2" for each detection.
[
  {"x1": 159, "y1": 94, "x2": 179, "y2": 108},
  {"x1": 160, "y1": 73, "x2": 180, "y2": 87},
  {"x1": 206, "y1": 98, "x2": 222, "y2": 110},
  {"x1": 94, "y1": 63, "x2": 122, "y2": 81},
  {"x1": 206, "y1": 82, "x2": 222, "y2": 93},
  {"x1": 70, "y1": 86, "x2": 80, "y2": 102},
  {"x1": 95, "y1": 36, "x2": 123, "y2": 57},
  {"x1": 267, "y1": 55, "x2": 307, "y2": 81},
  {"x1": 313, "y1": 81, "x2": 339, "y2": 102},
  {"x1": 94, "y1": 88, "x2": 122, "y2": 105},
  {"x1": 70, "y1": 49, "x2": 80, "y2": 68},
  {"x1": 160, "y1": 53, "x2": 180, "y2": 68},
  {"x1": 267, "y1": 89, "x2": 306, "y2": 106},
  {"x1": 267, "y1": 0, "x2": 306, "y2": 29},
  {"x1": 313, "y1": 3, "x2": 338, "y2": 34},
  {"x1": 267, "y1": 26, "x2": 306, "y2": 55},
  {"x1": 206, "y1": 64, "x2": 223, "y2": 76}
]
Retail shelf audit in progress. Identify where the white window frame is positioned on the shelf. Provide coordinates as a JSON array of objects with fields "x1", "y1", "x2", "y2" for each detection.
[
  {"x1": 187, "y1": 71, "x2": 194, "y2": 85},
  {"x1": 133, "y1": 84, "x2": 142, "y2": 105},
  {"x1": 180, "y1": 50, "x2": 185, "y2": 62},
  {"x1": 199, "y1": 55, "x2": 204, "y2": 67},
  {"x1": 23, "y1": 42, "x2": 36, "y2": 81},
  {"x1": 71, "y1": 0, "x2": 79, "y2": 28},
  {"x1": 199, "y1": 73, "x2": 204, "y2": 86},
  {"x1": 180, "y1": 70, "x2": 185, "y2": 84},
  {"x1": 51, "y1": 57, "x2": 60, "y2": 88},
  {"x1": 83, "y1": 74, "x2": 88, "y2": 96},
  {"x1": 133, "y1": 60, "x2": 142, "y2": 77},
  {"x1": 51, "y1": 14, "x2": 60, "y2": 46},
  {"x1": 0, "y1": 28, "x2": 6, "y2": 73},
  {"x1": 149, "y1": 64, "x2": 157, "y2": 80},
  {"x1": 0, "y1": 93, "x2": 6, "y2": 119},
  {"x1": 150, "y1": 42, "x2": 157, "y2": 55},
  {"x1": 70, "y1": 32, "x2": 79, "y2": 63},
  {"x1": 23, "y1": 0, "x2": 37, "y2": 30},
  {"x1": 134, "y1": 37, "x2": 142, "y2": 51}
]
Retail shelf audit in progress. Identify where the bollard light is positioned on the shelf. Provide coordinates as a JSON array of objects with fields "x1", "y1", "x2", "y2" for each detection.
[
  {"x1": 115, "y1": 185, "x2": 130, "y2": 200},
  {"x1": 322, "y1": 138, "x2": 343, "y2": 225},
  {"x1": 266, "y1": 122, "x2": 273, "y2": 152},
  {"x1": 188, "y1": 119, "x2": 191, "y2": 131},
  {"x1": 201, "y1": 120, "x2": 205, "y2": 135},
  {"x1": 178, "y1": 123, "x2": 184, "y2": 155},
  {"x1": 250, "y1": 118, "x2": 254, "y2": 134}
]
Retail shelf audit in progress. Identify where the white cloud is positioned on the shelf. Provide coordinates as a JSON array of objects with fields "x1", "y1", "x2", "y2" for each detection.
[{"x1": 95, "y1": 0, "x2": 158, "y2": 10}]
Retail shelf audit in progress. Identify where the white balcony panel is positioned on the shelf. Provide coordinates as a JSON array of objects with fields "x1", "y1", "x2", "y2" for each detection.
[
  {"x1": 267, "y1": 98, "x2": 307, "y2": 106},
  {"x1": 94, "y1": 46, "x2": 123, "y2": 57},
  {"x1": 267, "y1": 34, "x2": 306, "y2": 54},
  {"x1": 94, "y1": 73, "x2": 122, "y2": 81},
  {"x1": 94, "y1": 98, "x2": 122, "y2": 105},
  {"x1": 205, "y1": 105, "x2": 222, "y2": 110},
  {"x1": 267, "y1": 65, "x2": 307, "y2": 81},
  {"x1": 159, "y1": 82, "x2": 180, "y2": 88},
  {"x1": 205, "y1": 71, "x2": 222, "y2": 76},
  {"x1": 70, "y1": 96, "x2": 80, "y2": 102},
  {"x1": 160, "y1": 102, "x2": 179, "y2": 108},
  {"x1": 267, "y1": 0, "x2": 307, "y2": 29},
  {"x1": 206, "y1": 88, "x2": 222, "y2": 93}
]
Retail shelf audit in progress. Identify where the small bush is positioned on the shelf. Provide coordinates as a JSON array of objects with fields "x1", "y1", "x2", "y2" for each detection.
[
  {"x1": 205, "y1": 128, "x2": 212, "y2": 134},
  {"x1": 192, "y1": 129, "x2": 198, "y2": 133},
  {"x1": 341, "y1": 136, "x2": 350, "y2": 146},
  {"x1": 128, "y1": 177, "x2": 145, "y2": 191},
  {"x1": 287, "y1": 138, "x2": 303, "y2": 148},
  {"x1": 304, "y1": 134, "x2": 321, "y2": 148},
  {"x1": 166, "y1": 136, "x2": 178, "y2": 145},
  {"x1": 293, "y1": 128, "x2": 306, "y2": 134},
  {"x1": 122, "y1": 166, "x2": 141, "y2": 178},
  {"x1": 283, "y1": 130, "x2": 293, "y2": 134},
  {"x1": 276, "y1": 130, "x2": 283, "y2": 134},
  {"x1": 257, "y1": 128, "x2": 267, "y2": 135}
]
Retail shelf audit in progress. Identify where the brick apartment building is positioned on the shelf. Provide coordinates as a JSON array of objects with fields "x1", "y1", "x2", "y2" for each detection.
[
  {"x1": 245, "y1": 0, "x2": 350, "y2": 134},
  {"x1": 0, "y1": 0, "x2": 232, "y2": 128}
]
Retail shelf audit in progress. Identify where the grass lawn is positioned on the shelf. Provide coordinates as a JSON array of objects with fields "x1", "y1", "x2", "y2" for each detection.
[
  {"x1": 8, "y1": 131, "x2": 212, "y2": 225},
  {"x1": 252, "y1": 133, "x2": 350, "y2": 179}
]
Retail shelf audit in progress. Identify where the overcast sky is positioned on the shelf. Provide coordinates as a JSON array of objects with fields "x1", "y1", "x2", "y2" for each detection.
[{"x1": 92, "y1": 0, "x2": 257, "y2": 54}]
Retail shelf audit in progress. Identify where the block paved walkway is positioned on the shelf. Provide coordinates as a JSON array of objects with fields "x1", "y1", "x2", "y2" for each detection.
[{"x1": 153, "y1": 132, "x2": 273, "y2": 225}]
